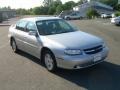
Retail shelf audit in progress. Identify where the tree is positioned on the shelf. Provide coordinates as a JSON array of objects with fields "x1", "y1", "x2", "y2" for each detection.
[
  {"x1": 48, "y1": 6, "x2": 56, "y2": 15},
  {"x1": 115, "y1": 11, "x2": 120, "y2": 16},
  {"x1": 16, "y1": 9, "x2": 30, "y2": 15},
  {"x1": 86, "y1": 8, "x2": 100, "y2": 19},
  {"x1": 63, "y1": 1, "x2": 76, "y2": 10},
  {"x1": 51, "y1": 0, "x2": 62, "y2": 7},
  {"x1": 115, "y1": 4, "x2": 120, "y2": 11},
  {"x1": 32, "y1": 6, "x2": 49, "y2": 15},
  {"x1": 56, "y1": 5, "x2": 64, "y2": 14},
  {"x1": 32, "y1": 7, "x2": 41, "y2": 15},
  {"x1": 49, "y1": 0, "x2": 62, "y2": 14},
  {"x1": 43, "y1": 0, "x2": 54, "y2": 7},
  {"x1": 76, "y1": 0, "x2": 84, "y2": 5}
]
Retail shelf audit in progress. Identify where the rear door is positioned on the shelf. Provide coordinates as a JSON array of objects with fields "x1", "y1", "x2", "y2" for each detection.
[
  {"x1": 70, "y1": 13, "x2": 78, "y2": 19},
  {"x1": 14, "y1": 20, "x2": 28, "y2": 51}
]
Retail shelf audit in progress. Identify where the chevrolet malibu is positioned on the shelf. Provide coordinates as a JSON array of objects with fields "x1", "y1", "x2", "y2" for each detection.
[{"x1": 8, "y1": 17, "x2": 109, "y2": 72}]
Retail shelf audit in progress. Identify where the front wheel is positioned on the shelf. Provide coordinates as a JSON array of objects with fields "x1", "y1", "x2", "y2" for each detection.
[
  {"x1": 43, "y1": 50, "x2": 57, "y2": 72},
  {"x1": 11, "y1": 39, "x2": 18, "y2": 53}
]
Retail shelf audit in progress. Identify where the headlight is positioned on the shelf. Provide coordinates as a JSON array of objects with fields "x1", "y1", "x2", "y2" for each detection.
[{"x1": 64, "y1": 49, "x2": 82, "y2": 55}]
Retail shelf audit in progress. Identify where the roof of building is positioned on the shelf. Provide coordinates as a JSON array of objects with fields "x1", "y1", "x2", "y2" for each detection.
[
  {"x1": 0, "y1": 10, "x2": 16, "y2": 12},
  {"x1": 74, "y1": 1, "x2": 113, "y2": 10}
]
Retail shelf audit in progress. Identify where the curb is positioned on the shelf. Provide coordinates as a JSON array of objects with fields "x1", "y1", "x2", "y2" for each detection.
[{"x1": 0, "y1": 24, "x2": 11, "y2": 26}]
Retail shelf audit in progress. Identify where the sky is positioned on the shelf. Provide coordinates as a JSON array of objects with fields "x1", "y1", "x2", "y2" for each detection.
[{"x1": 0, "y1": 0, "x2": 80, "y2": 9}]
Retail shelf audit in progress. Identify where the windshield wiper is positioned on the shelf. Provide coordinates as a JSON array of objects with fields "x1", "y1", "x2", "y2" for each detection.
[{"x1": 61, "y1": 30, "x2": 75, "y2": 34}]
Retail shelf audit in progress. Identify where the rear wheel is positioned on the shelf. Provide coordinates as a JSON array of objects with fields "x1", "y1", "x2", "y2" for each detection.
[
  {"x1": 11, "y1": 39, "x2": 18, "y2": 53},
  {"x1": 119, "y1": 22, "x2": 120, "y2": 25},
  {"x1": 43, "y1": 50, "x2": 57, "y2": 72},
  {"x1": 66, "y1": 17, "x2": 70, "y2": 20}
]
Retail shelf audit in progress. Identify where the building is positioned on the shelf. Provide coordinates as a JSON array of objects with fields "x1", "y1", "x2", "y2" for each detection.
[
  {"x1": 73, "y1": 0, "x2": 114, "y2": 17},
  {"x1": 0, "y1": 10, "x2": 16, "y2": 20}
]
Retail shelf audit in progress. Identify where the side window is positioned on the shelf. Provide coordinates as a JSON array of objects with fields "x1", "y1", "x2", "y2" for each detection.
[
  {"x1": 26, "y1": 22, "x2": 36, "y2": 32},
  {"x1": 16, "y1": 20, "x2": 28, "y2": 31},
  {"x1": 59, "y1": 20, "x2": 71, "y2": 30},
  {"x1": 71, "y1": 13, "x2": 76, "y2": 16}
]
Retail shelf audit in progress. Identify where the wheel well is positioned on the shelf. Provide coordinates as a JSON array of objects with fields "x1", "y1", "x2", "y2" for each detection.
[{"x1": 40, "y1": 47, "x2": 55, "y2": 63}]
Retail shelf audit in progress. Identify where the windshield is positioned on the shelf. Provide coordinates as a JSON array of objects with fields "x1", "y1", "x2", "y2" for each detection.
[{"x1": 36, "y1": 19, "x2": 77, "y2": 35}]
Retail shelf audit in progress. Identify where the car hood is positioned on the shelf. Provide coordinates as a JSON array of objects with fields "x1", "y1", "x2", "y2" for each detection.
[{"x1": 42, "y1": 31, "x2": 103, "y2": 49}]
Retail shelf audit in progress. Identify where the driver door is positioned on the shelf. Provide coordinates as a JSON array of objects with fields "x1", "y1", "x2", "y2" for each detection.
[{"x1": 24, "y1": 22, "x2": 41, "y2": 58}]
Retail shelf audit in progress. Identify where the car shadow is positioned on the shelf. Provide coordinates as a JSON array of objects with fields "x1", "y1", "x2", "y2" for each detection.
[{"x1": 17, "y1": 50, "x2": 120, "y2": 90}]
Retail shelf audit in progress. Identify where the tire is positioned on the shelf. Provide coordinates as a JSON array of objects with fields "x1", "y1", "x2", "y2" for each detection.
[
  {"x1": 119, "y1": 22, "x2": 120, "y2": 26},
  {"x1": 11, "y1": 39, "x2": 18, "y2": 53},
  {"x1": 66, "y1": 17, "x2": 70, "y2": 20},
  {"x1": 43, "y1": 50, "x2": 57, "y2": 72}
]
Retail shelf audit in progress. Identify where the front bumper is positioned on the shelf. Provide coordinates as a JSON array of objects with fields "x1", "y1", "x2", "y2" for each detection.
[
  {"x1": 111, "y1": 20, "x2": 120, "y2": 25},
  {"x1": 56, "y1": 47, "x2": 109, "y2": 69}
]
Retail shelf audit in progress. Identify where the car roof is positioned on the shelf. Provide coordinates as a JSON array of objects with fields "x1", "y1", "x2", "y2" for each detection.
[{"x1": 21, "y1": 16, "x2": 61, "y2": 22}]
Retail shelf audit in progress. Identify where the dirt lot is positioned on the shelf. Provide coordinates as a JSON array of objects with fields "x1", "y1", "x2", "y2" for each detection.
[{"x1": 0, "y1": 17, "x2": 120, "y2": 90}]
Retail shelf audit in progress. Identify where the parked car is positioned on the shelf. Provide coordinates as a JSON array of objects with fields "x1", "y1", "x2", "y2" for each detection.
[
  {"x1": 64, "y1": 13, "x2": 82, "y2": 20},
  {"x1": 8, "y1": 17, "x2": 109, "y2": 72},
  {"x1": 111, "y1": 16, "x2": 120, "y2": 25},
  {"x1": 58, "y1": 11, "x2": 73, "y2": 19},
  {"x1": 101, "y1": 14, "x2": 112, "y2": 18}
]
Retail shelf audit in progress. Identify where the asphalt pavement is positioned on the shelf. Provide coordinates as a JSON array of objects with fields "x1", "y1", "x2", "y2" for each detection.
[{"x1": 0, "y1": 17, "x2": 120, "y2": 90}]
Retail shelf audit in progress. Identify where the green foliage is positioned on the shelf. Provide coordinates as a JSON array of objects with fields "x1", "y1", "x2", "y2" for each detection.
[
  {"x1": 115, "y1": 11, "x2": 120, "y2": 17},
  {"x1": 51, "y1": 0, "x2": 62, "y2": 7},
  {"x1": 48, "y1": 0, "x2": 62, "y2": 15},
  {"x1": 76, "y1": 0, "x2": 84, "y2": 5},
  {"x1": 33, "y1": 6, "x2": 49, "y2": 15},
  {"x1": 63, "y1": 1, "x2": 76, "y2": 10},
  {"x1": 56, "y1": 5, "x2": 64, "y2": 14},
  {"x1": 115, "y1": 4, "x2": 120, "y2": 11},
  {"x1": 32, "y1": 7, "x2": 41, "y2": 15},
  {"x1": 43, "y1": 0, "x2": 54, "y2": 7},
  {"x1": 86, "y1": 8, "x2": 100, "y2": 19},
  {"x1": 16, "y1": 9, "x2": 31, "y2": 15},
  {"x1": 48, "y1": 6, "x2": 56, "y2": 15}
]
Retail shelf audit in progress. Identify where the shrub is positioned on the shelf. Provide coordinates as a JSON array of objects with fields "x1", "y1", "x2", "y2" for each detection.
[
  {"x1": 86, "y1": 8, "x2": 100, "y2": 19},
  {"x1": 115, "y1": 11, "x2": 120, "y2": 17}
]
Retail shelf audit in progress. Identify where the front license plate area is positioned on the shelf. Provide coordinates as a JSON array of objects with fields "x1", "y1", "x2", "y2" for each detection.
[{"x1": 94, "y1": 54, "x2": 102, "y2": 62}]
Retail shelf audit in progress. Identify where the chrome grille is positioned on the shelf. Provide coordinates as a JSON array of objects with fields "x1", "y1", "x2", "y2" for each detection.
[{"x1": 84, "y1": 45, "x2": 103, "y2": 55}]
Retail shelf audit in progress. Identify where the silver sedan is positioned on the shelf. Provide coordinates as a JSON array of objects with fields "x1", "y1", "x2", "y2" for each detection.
[
  {"x1": 111, "y1": 16, "x2": 120, "y2": 25},
  {"x1": 8, "y1": 17, "x2": 109, "y2": 72}
]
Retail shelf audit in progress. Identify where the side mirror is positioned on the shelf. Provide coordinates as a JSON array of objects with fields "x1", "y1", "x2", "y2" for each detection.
[{"x1": 28, "y1": 31, "x2": 38, "y2": 37}]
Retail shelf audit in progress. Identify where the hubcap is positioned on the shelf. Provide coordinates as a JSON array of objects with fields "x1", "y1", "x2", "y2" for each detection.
[
  {"x1": 12, "y1": 41, "x2": 16, "y2": 51},
  {"x1": 45, "y1": 54, "x2": 54, "y2": 70}
]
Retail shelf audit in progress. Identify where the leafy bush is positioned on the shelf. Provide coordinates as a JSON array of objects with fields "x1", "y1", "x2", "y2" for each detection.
[
  {"x1": 86, "y1": 8, "x2": 100, "y2": 19},
  {"x1": 115, "y1": 11, "x2": 120, "y2": 17},
  {"x1": 33, "y1": 6, "x2": 49, "y2": 15},
  {"x1": 56, "y1": 5, "x2": 64, "y2": 14}
]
